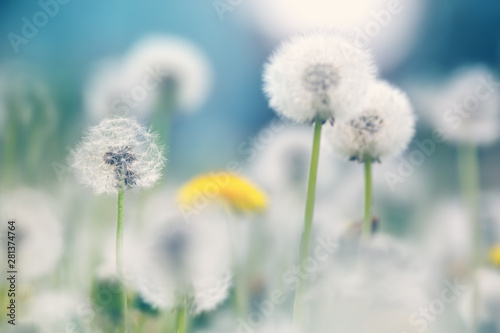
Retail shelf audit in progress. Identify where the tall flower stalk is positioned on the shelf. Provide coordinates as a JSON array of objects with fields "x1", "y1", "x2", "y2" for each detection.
[
  {"x1": 363, "y1": 155, "x2": 373, "y2": 238},
  {"x1": 293, "y1": 119, "x2": 322, "y2": 324},
  {"x1": 175, "y1": 301, "x2": 187, "y2": 333},
  {"x1": 116, "y1": 188, "x2": 127, "y2": 333},
  {"x1": 458, "y1": 144, "x2": 480, "y2": 332},
  {"x1": 177, "y1": 172, "x2": 268, "y2": 315},
  {"x1": 71, "y1": 117, "x2": 165, "y2": 332},
  {"x1": 262, "y1": 30, "x2": 377, "y2": 325},
  {"x1": 325, "y1": 80, "x2": 415, "y2": 239}
]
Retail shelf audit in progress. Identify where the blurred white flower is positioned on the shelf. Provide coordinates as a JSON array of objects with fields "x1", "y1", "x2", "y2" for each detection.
[
  {"x1": 84, "y1": 58, "x2": 130, "y2": 120},
  {"x1": 263, "y1": 30, "x2": 377, "y2": 123},
  {"x1": 307, "y1": 234, "x2": 431, "y2": 333},
  {"x1": 123, "y1": 35, "x2": 213, "y2": 111},
  {"x1": 251, "y1": 125, "x2": 341, "y2": 196},
  {"x1": 0, "y1": 62, "x2": 58, "y2": 136},
  {"x1": 483, "y1": 192, "x2": 500, "y2": 242},
  {"x1": 422, "y1": 200, "x2": 472, "y2": 278},
  {"x1": 70, "y1": 117, "x2": 165, "y2": 194},
  {"x1": 197, "y1": 316, "x2": 302, "y2": 333},
  {"x1": 0, "y1": 188, "x2": 63, "y2": 281},
  {"x1": 416, "y1": 66, "x2": 500, "y2": 145},
  {"x1": 324, "y1": 80, "x2": 415, "y2": 162},
  {"x1": 25, "y1": 291, "x2": 82, "y2": 333},
  {"x1": 460, "y1": 268, "x2": 500, "y2": 329},
  {"x1": 85, "y1": 35, "x2": 213, "y2": 120},
  {"x1": 134, "y1": 194, "x2": 232, "y2": 314},
  {"x1": 254, "y1": 320, "x2": 302, "y2": 333}
]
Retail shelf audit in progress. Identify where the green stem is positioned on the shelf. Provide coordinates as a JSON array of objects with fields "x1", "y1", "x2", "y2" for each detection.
[
  {"x1": 116, "y1": 188, "x2": 127, "y2": 333},
  {"x1": 175, "y1": 305, "x2": 186, "y2": 333},
  {"x1": 224, "y1": 208, "x2": 247, "y2": 315},
  {"x1": 153, "y1": 83, "x2": 177, "y2": 171},
  {"x1": 363, "y1": 156, "x2": 373, "y2": 238},
  {"x1": 2, "y1": 118, "x2": 17, "y2": 187},
  {"x1": 458, "y1": 145, "x2": 480, "y2": 333},
  {"x1": 293, "y1": 120, "x2": 322, "y2": 326}
]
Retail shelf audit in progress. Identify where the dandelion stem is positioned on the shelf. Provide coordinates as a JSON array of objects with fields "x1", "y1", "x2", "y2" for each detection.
[
  {"x1": 2, "y1": 117, "x2": 16, "y2": 186},
  {"x1": 116, "y1": 188, "x2": 127, "y2": 333},
  {"x1": 154, "y1": 83, "x2": 177, "y2": 170},
  {"x1": 175, "y1": 304, "x2": 187, "y2": 333},
  {"x1": 458, "y1": 144, "x2": 480, "y2": 333},
  {"x1": 293, "y1": 120, "x2": 322, "y2": 326},
  {"x1": 363, "y1": 155, "x2": 373, "y2": 238},
  {"x1": 224, "y1": 208, "x2": 247, "y2": 316}
]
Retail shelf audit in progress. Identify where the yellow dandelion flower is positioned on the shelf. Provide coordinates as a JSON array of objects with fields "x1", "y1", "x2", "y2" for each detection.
[
  {"x1": 177, "y1": 172, "x2": 268, "y2": 214},
  {"x1": 490, "y1": 245, "x2": 500, "y2": 266}
]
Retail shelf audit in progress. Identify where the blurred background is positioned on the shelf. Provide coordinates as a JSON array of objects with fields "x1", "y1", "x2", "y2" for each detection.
[
  {"x1": 1, "y1": 0, "x2": 500, "y2": 332},
  {"x1": 0, "y1": 0, "x2": 498, "y2": 179}
]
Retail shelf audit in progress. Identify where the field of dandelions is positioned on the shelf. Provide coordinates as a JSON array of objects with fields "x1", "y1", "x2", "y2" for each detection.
[{"x1": 1, "y1": 8, "x2": 500, "y2": 333}]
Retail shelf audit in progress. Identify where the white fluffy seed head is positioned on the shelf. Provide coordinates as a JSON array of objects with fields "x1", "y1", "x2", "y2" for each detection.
[
  {"x1": 263, "y1": 30, "x2": 378, "y2": 123},
  {"x1": 423, "y1": 66, "x2": 500, "y2": 145},
  {"x1": 70, "y1": 117, "x2": 165, "y2": 194},
  {"x1": 325, "y1": 80, "x2": 416, "y2": 162},
  {"x1": 84, "y1": 35, "x2": 213, "y2": 120},
  {"x1": 123, "y1": 35, "x2": 213, "y2": 112},
  {"x1": 134, "y1": 195, "x2": 232, "y2": 314},
  {"x1": 0, "y1": 188, "x2": 63, "y2": 281}
]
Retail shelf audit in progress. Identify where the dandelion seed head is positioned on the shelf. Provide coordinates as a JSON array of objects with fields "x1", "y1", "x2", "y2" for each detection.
[
  {"x1": 135, "y1": 194, "x2": 232, "y2": 313},
  {"x1": 307, "y1": 234, "x2": 431, "y2": 333},
  {"x1": 123, "y1": 35, "x2": 213, "y2": 112},
  {"x1": 85, "y1": 35, "x2": 212, "y2": 120},
  {"x1": 302, "y1": 63, "x2": 340, "y2": 92},
  {"x1": 26, "y1": 291, "x2": 82, "y2": 333},
  {"x1": 325, "y1": 80, "x2": 415, "y2": 162},
  {"x1": 190, "y1": 271, "x2": 233, "y2": 315},
  {"x1": 0, "y1": 188, "x2": 63, "y2": 281},
  {"x1": 251, "y1": 125, "x2": 341, "y2": 196},
  {"x1": 414, "y1": 66, "x2": 500, "y2": 145},
  {"x1": 263, "y1": 30, "x2": 377, "y2": 123},
  {"x1": 70, "y1": 117, "x2": 165, "y2": 194}
]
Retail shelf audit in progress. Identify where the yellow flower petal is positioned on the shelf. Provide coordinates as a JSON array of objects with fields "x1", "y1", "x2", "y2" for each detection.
[
  {"x1": 178, "y1": 172, "x2": 268, "y2": 214},
  {"x1": 490, "y1": 245, "x2": 500, "y2": 266}
]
